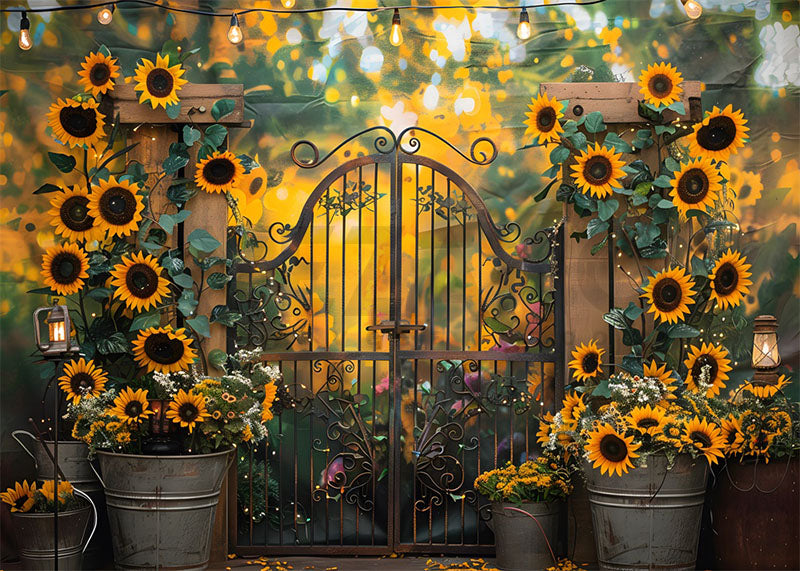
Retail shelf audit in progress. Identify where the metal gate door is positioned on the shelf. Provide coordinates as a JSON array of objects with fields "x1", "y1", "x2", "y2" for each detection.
[{"x1": 229, "y1": 127, "x2": 563, "y2": 556}]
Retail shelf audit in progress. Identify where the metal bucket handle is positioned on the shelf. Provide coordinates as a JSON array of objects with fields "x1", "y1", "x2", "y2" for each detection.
[
  {"x1": 11, "y1": 430, "x2": 40, "y2": 468},
  {"x1": 215, "y1": 448, "x2": 236, "y2": 491},
  {"x1": 88, "y1": 460, "x2": 106, "y2": 489},
  {"x1": 72, "y1": 487, "x2": 98, "y2": 554}
]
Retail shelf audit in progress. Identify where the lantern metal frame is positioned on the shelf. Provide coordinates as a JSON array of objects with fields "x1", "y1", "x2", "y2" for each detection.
[
  {"x1": 33, "y1": 304, "x2": 80, "y2": 360},
  {"x1": 752, "y1": 315, "x2": 780, "y2": 384}
]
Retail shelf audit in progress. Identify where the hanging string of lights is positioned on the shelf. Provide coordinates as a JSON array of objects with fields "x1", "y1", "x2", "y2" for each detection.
[{"x1": 4, "y1": 0, "x2": 703, "y2": 51}]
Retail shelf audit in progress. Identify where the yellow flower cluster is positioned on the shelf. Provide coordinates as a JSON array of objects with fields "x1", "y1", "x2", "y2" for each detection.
[{"x1": 474, "y1": 456, "x2": 572, "y2": 504}]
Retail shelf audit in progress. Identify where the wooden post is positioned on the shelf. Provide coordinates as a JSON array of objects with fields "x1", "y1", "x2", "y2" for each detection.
[
  {"x1": 539, "y1": 81, "x2": 702, "y2": 564},
  {"x1": 111, "y1": 83, "x2": 245, "y2": 564}
]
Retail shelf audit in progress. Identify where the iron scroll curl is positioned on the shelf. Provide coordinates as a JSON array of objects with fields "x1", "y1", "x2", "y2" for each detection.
[
  {"x1": 397, "y1": 126, "x2": 498, "y2": 165},
  {"x1": 290, "y1": 125, "x2": 397, "y2": 169}
]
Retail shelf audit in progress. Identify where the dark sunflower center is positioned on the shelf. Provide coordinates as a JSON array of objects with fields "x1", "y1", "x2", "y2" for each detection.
[
  {"x1": 584, "y1": 156, "x2": 612, "y2": 186},
  {"x1": 178, "y1": 403, "x2": 199, "y2": 423},
  {"x1": 536, "y1": 107, "x2": 557, "y2": 131},
  {"x1": 146, "y1": 68, "x2": 174, "y2": 98},
  {"x1": 203, "y1": 158, "x2": 236, "y2": 186},
  {"x1": 126, "y1": 263, "x2": 159, "y2": 299},
  {"x1": 714, "y1": 262, "x2": 738, "y2": 295},
  {"x1": 248, "y1": 176, "x2": 263, "y2": 195},
  {"x1": 755, "y1": 432, "x2": 769, "y2": 449},
  {"x1": 60, "y1": 196, "x2": 94, "y2": 232},
  {"x1": 13, "y1": 496, "x2": 27, "y2": 509},
  {"x1": 599, "y1": 434, "x2": 628, "y2": 462},
  {"x1": 582, "y1": 353, "x2": 599, "y2": 374},
  {"x1": 638, "y1": 418, "x2": 659, "y2": 429},
  {"x1": 98, "y1": 187, "x2": 137, "y2": 225},
  {"x1": 677, "y1": 168, "x2": 709, "y2": 204},
  {"x1": 59, "y1": 106, "x2": 98, "y2": 138},
  {"x1": 690, "y1": 430, "x2": 712, "y2": 448},
  {"x1": 125, "y1": 400, "x2": 143, "y2": 417},
  {"x1": 691, "y1": 354, "x2": 719, "y2": 383},
  {"x1": 143, "y1": 333, "x2": 185, "y2": 365},
  {"x1": 652, "y1": 277, "x2": 682, "y2": 312},
  {"x1": 70, "y1": 372, "x2": 95, "y2": 394},
  {"x1": 696, "y1": 116, "x2": 736, "y2": 152},
  {"x1": 90, "y1": 63, "x2": 111, "y2": 86},
  {"x1": 725, "y1": 430, "x2": 738, "y2": 446},
  {"x1": 50, "y1": 252, "x2": 82, "y2": 285},
  {"x1": 648, "y1": 74, "x2": 673, "y2": 97}
]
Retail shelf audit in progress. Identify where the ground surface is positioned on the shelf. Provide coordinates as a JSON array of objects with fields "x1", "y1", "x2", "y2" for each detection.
[{"x1": 210, "y1": 556, "x2": 500, "y2": 571}]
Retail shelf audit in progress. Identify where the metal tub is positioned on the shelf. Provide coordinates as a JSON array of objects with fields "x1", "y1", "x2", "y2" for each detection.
[
  {"x1": 491, "y1": 501, "x2": 562, "y2": 571},
  {"x1": 584, "y1": 454, "x2": 708, "y2": 571}
]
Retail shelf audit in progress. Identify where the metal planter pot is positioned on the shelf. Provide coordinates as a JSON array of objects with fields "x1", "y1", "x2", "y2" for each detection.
[
  {"x1": 490, "y1": 501, "x2": 561, "y2": 571},
  {"x1": 12, "y1": 431, "x2": 100, "y2": 493},
  {"x1": 584, "y1": 454, "x2": 708, "y2": 571},
  {"x1": 95, "y1": 448, "x2": 232, "y2": 571},
  {"x1": 711, "y1": 456, "x2": 799, "y2": 570}
]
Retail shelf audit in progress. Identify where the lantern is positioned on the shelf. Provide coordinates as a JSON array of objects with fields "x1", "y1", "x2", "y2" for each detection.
[
  {"x1": 752, "y1": 315, "x2": 780, "y2": 383},
  {"x1": 33, "y1": 305, "x2": 79, "y2": 359}
]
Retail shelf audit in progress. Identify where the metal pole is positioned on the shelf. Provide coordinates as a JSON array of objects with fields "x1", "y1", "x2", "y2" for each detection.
[{"x1": 53, "y1": 364, "x2": 59, "y2": 570}]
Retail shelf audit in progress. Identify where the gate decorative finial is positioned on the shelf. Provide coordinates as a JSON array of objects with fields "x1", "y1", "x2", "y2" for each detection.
[
  {"x1": 290, "y1": 126, "x2": 397, "y2": 168},
  {"x1": 396, "y1": 127, "x2": 498, "y2": 165}
]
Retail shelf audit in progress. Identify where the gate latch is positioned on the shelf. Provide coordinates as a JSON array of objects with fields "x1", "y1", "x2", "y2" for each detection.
[{"x1": 366, "y1": 319, "x2": 427, "y2": 336}]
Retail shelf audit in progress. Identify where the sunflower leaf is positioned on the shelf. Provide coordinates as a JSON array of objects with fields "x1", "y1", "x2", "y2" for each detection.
[
  {"x1": 183, "y1": 125, "x2": 202, "y2": 147},
  {"x1": 208, "y1": 348, "x2": 228, "y2": 369},
  {"x1": 691, "y1": 256, "x2": 709, "y2": 277},
  {"x1": 652, "y1": 175, "x2": 672, "y2": 188},
  {"x1": 586, "y1": 218, "x2": 608, "y2": 239},
  {"x1": 159, "y1": 209, "x2": 191, "y2": 234},
  {"x1": 623, "y1": 302, "x2": 643, "y2": 321},
  {"x1": 666, "y1": 101, "x2": 686, "y2": 115},
  {"x1": 160, "y1": 251, "x2": 184, "y2": 275},
  {"x1": 96, "y1": 332, "x2": 129, "y2": 355},
  {"x1": 129, "y1": 311, "x2": 161, "y2": 331},
  {"x1": 177, "y1": 289, "x2": 198, "y2": 317},
  {"x1": 127, "y1": 161, "x2": 148, "y2": 185},
  {"x1": 211, "y1": 98, "x2": 236, "y2": 122},
  {"x1": 597, "y1": 199, "x2": 618, "y2": 221},
  {"x1": 48, "y1": 152, "x2": 76, "y2": 173},
  {"x1": 666, "y1": 323, "x2": 700, "y2": 339},
  {"x1": 206, "y1": 272, "x2": 232, "y2": 290},
  {"x1": 34, "y1": 183, "x2": 62, "y2": 195},
  {"x1": 602, "y1": 309, "x2": 628, "y2": 330},
  {"x1": 590, "y1": 235, "x2": 608, "y2": 255},
  {"x1": 204, "y1": 124, "x2": 228, "y2": 149},
  {"x1": 162, "y1": 153, "x2": 189, "y2": 175},
  {"x1": 85, "y1": 287, "x2": 112, "y2": 302},
  {"x1": 603, "y1": 132, "x2": 632, "y2": 154},
  {"x1": 172, "y1": 273, "x2": 194, "y2": 289},
  {"x1": 592, "y1": 379, "x2": 611, "y2": 398},
  {"x1": 533, "y1": 178, "x2": 559, "y2": 203},
  {"x1": 210, "y1": 305, "x2": 241, "y2": 327},
  {"x1": 187, "y1": 228, "x2": 221, "y2": 253},
  {"x1": 549, "y1": 145, "x2": 570, "y2": 165},
  {"x1": 186, "y1": 315, "x2": 211, "y2": 337},
  {"x1": 166, "y1": 102, "x2": 182, "y2": 120},
  {"x1": 583, "y1": 111, "x2": 606, "y2": 134}
]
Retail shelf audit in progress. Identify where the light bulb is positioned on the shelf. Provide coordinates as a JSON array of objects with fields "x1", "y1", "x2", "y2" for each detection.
[
  {"x1": 97, "y1": 5, "x2": 115, "y2": 25},
  {"x1": 19, "y1": 12, "x2": 32, "y2": 50},
  {"x1": 390, "y1": 8, "x2": 403, "y2": 46},
  {"x1": 517, "y1": 8, "x2": 532, "y2": 40},
  {"x1": 281, "y1": 0, "x2": 296, "y2": 8},
  {"x1": 682, "y1": 0, "x2": 703, "y2": 19},
  {"x1": 227, "y1": 14, "x2": 243, "y2": 44}
]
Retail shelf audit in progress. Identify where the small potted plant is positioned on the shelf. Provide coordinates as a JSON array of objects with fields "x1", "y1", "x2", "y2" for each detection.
[
  {"x1": 474, "y1": 453, "x2": 572, "y2": 571},
  {"x1": 2, "y1": 479, "x2": 96, "y2": 570}
]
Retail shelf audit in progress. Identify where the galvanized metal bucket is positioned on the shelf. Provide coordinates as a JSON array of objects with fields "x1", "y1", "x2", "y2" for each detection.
[
  {"x1": 10, "y1": 488, "x2": 97, "y2": 570},
  {"x1": 12, "y1": 431, "x2": 101, "y2": 494},
  {"x1": 490, "y1": 501, "x2": 561, "y2": 571},
  {"x1": 584, "y1": 454, "x2": 708, "y2": 571},
  {"x1": 95, "y1": 448, "x2": 232, "y2": 571}
]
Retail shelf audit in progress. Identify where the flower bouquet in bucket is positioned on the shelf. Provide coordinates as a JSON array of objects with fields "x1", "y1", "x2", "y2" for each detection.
[{"x1": 474, "y1": 454, "x2": 572, "y2": 571}]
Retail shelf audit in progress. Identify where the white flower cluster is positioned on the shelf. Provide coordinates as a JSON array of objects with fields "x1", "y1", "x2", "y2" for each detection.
[
  {"x1": 243, "y1": 402, "x2": 268, "y2": 442},
  {"x1": 608, "y1": 374, "x2": 668, "y2": 408},
  {"x1": 546, "y1": 412, "x2": 565, "y2": 450},
  {"x1": 694, "y1": 363, "x2": 714, "y2": 395},
  {"x1": 66, "y1": 388, "x2": 117, "y2": 420},
  {"x1": 151, "y1": 370, "x2": 194, "y2": 397}
]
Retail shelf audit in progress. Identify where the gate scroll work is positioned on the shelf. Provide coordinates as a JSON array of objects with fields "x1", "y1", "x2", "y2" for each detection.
[{"x1": 228, "y1": 127, "x2": 564, "y2": 556}]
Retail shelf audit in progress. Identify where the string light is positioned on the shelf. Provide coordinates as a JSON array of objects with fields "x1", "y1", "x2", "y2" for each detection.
[
  {"x1": 389, "y1": 8, "x2": 403, "y2": 46},
  {"x1": 281, "y1": 0, "x2": 296, "y2": 7},
  {"x1": 18, "y1": 12, "x2": 32, "y2": 50},
  {"x1": 227, "y1": 13, "x2": 243, "y2": 44},
  {"x1": 681, "y1": 0, "x2": 703, "y2": 19},
  {"x1": 516, "y1": 8, "x2": 532, "y2": 40},
  {"x1": 97, "y1": 4, "x2": 115, "y2": 24}
]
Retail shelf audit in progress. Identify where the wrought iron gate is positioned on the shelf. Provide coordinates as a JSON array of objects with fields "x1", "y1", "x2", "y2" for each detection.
[{"x1": 228, "y1": 127, "x2": 564, "y2": 555}]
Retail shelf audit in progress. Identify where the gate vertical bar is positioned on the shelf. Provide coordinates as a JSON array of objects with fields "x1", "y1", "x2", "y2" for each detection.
[{"x1": 388, "y1": 146, "x2": 400, "y2": 553}]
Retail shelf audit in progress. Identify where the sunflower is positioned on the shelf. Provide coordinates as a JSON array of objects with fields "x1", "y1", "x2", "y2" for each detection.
[
  {"x1": 684, "y1": 343, "x2": 732, "y2": 398},
  {"x1": 39, "y1": 480, "x2": 74, "y2": 504},
  {"x1": 132, "y1": 326, "x2": 197, "y2": 374},
  {"x1": 262, "y1": 382, "x2": 278, "y2": 422},
  {"x1": 729, "y1": 166, "x2": 763, "y2": 209},
  {"x1": 524, "y1": 91, "x2": 565, "y2": 145},
  {"x1": 109, "y1": 251, "x2": 170, "y2": 312},
  {"x1": 537, "y1": 412, "x2": 554, "y2": 447},
  {"x1": 48, "y1": 186, "x2": 99, "y2": 242},
  {"x1": 641, "y1": 266, "x2": 696, "y2": 324},
  {"x1": 708, "y1": 249, "x2": 752, "y2": 310},
  {"x1": 77, "y1": 51, "x2": 120, "y2": 97},
  {"x1": 682, "y1": 416, "x2": 725, "y2": 465},
  {"x1": 0, "y1": 481, "x2": 36, "y2": 512},
  {"x1": 133, "y1": 53, "x2": 188, "y2": 110},
  {"x1": 669, "y1": 158, "x2": 722, "y2": 218},
  {"x1": 46, "y1": 98, "x2": 106, "y2": 148},
  {"x1": 638, "y1": 62, "x2": 684, "y2": 107},
  {"x1": 570, "y1": 143, "x2": 626, "y2": 199},
  {"x1": 568, "y1": 339, "x2": 604, "y2": 382},
  {"x1": 58, "y1": 358, "x2": 108, "y2": 405},
  {"x1": 41, "y1": 243, "x2": 90, "y2": 296},
  {"x1": 165, "y1": 389, "x2": 210, "y2": 433},
  {"x1": 688, "y1": 105, "x2": 749, "y2": 163},
  {"x1": 719, "y1": 415, "x2": 745, "y2": 455},
  {"x1": 642, "y1": 360, "x2": 677, "y2": 393},
  {"x1": 195, "y1": 150, "x2": 245, "y2": 194},
  {"x1": 109, "y1": 387, "x2": 154, "y2": 424},
  {"x1": 748, "y1": 431, "x2": 776, "y2": 461},
  {"x1": 560, "y1": 393, "x2": 586, "y2": 428},
  {"x1": 585, "y1": 424, "x2": 641, "y2": 476},
  {"x1": 88, "y1": 176, "x2": 145, "y2": 238},
  {"x1": 626, "y1": 405, "x2": 667, "y2": 436},
  {"x1": 742, "y1": 375, "x2": 790, "y2": 399}
]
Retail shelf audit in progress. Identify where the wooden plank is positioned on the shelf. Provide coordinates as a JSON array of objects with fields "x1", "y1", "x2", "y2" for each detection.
[
  {"x1": 540, "y1": 81, "x2": 703, "y2": 123},
  {"x1": 111, "y1": 83, "x2": 244, "y2": 125}
]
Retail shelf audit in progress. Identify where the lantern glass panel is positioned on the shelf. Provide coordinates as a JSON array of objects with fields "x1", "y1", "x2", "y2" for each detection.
[{"x1": 752, "y1": 331, "x2": 780, "y2": 369}]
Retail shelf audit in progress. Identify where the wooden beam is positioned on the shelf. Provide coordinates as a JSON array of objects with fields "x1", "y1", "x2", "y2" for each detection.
[{"x1": 111, "y1": 83, "x2": 245, "y2": 125}]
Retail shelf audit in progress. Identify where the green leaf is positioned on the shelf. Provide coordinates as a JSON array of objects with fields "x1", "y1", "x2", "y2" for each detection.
[
  {"x1": 98, "y1": 44, "x2": 111, "y2": 57},
  {"x1": 549, "y1": 145, "x2": 570, "y2": 165},
  {"x1": 183, "y1": 125, "x2": 202, "y2": 147},
  {"x1": 186, "y1": 315, "x2": 211, "y2": 338},
  {"x1": 542, "y1": 164, "x2": 560, "y2": 179},
  {"x1": 634, "y1": 222, "x2": 660, "y2": 248},
  {"x1": 603, "y1": 132, "x2": 633, "y2": 154},
  {"x1": 567, "y1": 131, "x2": 588, "y2": 151},
  {"x1": 204, "y1": 124, "x2": 228, "y2": 149},
  {"x1": 656, "y1": 199, "x2": 675, "y2": 210},
  {"x1": 210, "y1": 305, "x2": 241, "y2": 327},
  {"x1": 586, "y1": 218, "x2": 609, "y2": 239},
  {"x1": 666, "y1": 323, "x2": 700, "y2": 338},
  {"x1": 96, "y1": 332, "x2": 129, "y2": 355},
  {"x1": 664, "y1": 157, "x2": 680, "y2": 172},
  {"x1": 166, "y1": 182, "x2": 196, "y2": 206},
  {"x1": 655, "y1": 125, "x2": 677, "y2": 136},
  {"x1": 590, "y1": 235, "x2": 608, "y2": 255},
  {"x1": 159, "y1": 210, "x2": 191, "y2": 234},
  {"x1": 207, "y1": 272, "x2": 232, "y2": 289},
  {"x1": 597, "y1": 198, "x2": 619, "y2": 221},
  {"x1": 48, "y1": 152, "x2": 76, "y2": 173},
  {"x1": 666, "y1": 101, "x2": 686, "y2": 114},
  {"x1": 177, "y1": 289, "x2": 198, "y2": 317},
  {"x1": 130, "y1": 311, "x2": 162, "y2": 331},
  {"x1": 691, "y1": 256, "x2": 708, "y2": 277},
  {"x1": 187, "y1": 228, "x2": 221, "y2": 253},
  {"x1": 85, "y1": 287, "x2": 112, "y2": 302},
  {"x1": 208, "y1": 348, "x2": 228, "y2": 369},
  {"x1": 652, "y1": 175, "x2": 672, "y2": 188},
  {"x1": 623, "y1": 302, "x2": 643, "y2": 320},
  {"x1": 128, "y1": 161, "x2": 148, "y2": 185},
  {"x1": 34, "y1": 183, "x2": 62, "y2": 195},
  {"x1": 603, "y1": 309, "x2": 628, "y2": 330},
  {"x1": 533, "y1": 178, "x2": 559, "y2": 203},
  {"x1": 583, "y1": 111, "x2": 606, "y2": 133},
  {"x1": 172, "y1": 273, "x2": 194, "y2": 289},
  {"x1": 484, "y1": 316, "x2": 511, "y2": 333},
  {"x1": 556, "y1": 184, "x2": 575, "y2": 202},
  {"x1": 161, "y1": 252, "x2": 184, "y2": 275},
  {"x1": 573, "y1": 192, "x2": 596, "y2": 212},
  {"x1": 592, "y1": 379, "x2": 611, "y2": 398},
  {"x1": 200, "y1": 256, "x2": 229, "y2": 271},
  {"x1": 165, "y1": 102, "x2": 181, "y2": 120},
  {"x1": 163, "y1": 153, "x2": 189, "y2": 175},
  {"x1": 211, "y1": 98, "x2": 236, "y2": 121}
]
